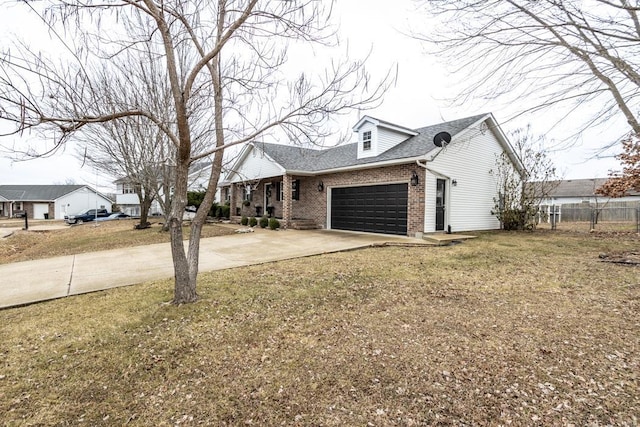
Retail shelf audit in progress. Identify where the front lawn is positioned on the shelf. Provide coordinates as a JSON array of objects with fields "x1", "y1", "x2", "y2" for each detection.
[
  {"x1": 1, "y1": 230, "x2": 638, "y2": 425},
  {"x1": 0, "y1": 220, "x2": 236, "y2": 264}
]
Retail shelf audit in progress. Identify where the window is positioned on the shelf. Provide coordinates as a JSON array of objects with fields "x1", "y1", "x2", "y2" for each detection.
[
  {"x1": 275, "y1": 180, "x2": 300, "y2": 200},
  {"x1": 292, "y1": 179, "x2": 300, "y2": 201},
  {"x1": 244, "y1": 184, "x2": 253, "y2": 201},
  {"x1": 362, "y1": 130, "x2": 372, "y2": 151},
  {"x1": 123, "y1": 183, "x2": 135, "y2": 194}
]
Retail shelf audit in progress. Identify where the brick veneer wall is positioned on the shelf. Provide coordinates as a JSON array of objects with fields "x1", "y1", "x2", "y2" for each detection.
[
  {"x1": 227, "y1": 164, "x2": 425, "y2": 236},
  {"x1": 298, "y1": 164, "x2": 425, "y2": 236}
]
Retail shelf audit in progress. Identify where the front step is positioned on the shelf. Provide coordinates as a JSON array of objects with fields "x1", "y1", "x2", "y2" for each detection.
[{"x1": 289, "y1": 219, "x2": 319, "y2": 230}]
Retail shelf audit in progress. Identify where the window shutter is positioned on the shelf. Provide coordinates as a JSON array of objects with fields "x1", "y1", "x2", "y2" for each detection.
[{"x1": 276, "y1": 182, "x2": 281, "y2": 201}]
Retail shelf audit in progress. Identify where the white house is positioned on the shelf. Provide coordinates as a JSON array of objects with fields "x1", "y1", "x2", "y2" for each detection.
[
  {"x1": 218, "y1": 113, "x2": 522, "y2": 236},
  {"x1": 0, "y1": 185, "x2": 113, "y2": 220},
  {"x1": 113, "y1": 163, "x2": 215, "y2": 217},
  {"x1": 536, "y1": 178, "x2": 640, "y2": 222}
]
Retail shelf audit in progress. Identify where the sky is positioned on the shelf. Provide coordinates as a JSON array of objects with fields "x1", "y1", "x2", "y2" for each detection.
[{"x1": 0, "y1": 0, "x2": 625, "y2": 191}]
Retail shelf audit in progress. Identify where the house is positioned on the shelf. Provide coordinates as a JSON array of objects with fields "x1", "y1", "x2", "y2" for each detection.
[
  {"x1": 0, "y1": 185, "x2": 113, "y2": 220},
  {"x1": 113, "y1": 178, "x2": 162, "y2": 217},
  {"x1": 536, "y1": 178, "x2": 640, "y2": 222},
  {"x1": 219, "y1": 113, "x2": 521, "y2": 236},
  {"x1": 538, "y1": 178, "x2": 640, "y2": 205},
  {"x1": 114, "y1": 162, "x2": 213, "y2": 217}
]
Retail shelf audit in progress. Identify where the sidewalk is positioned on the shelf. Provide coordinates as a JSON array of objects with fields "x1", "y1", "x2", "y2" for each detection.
[{"x1": 0, "y1": 228, "x2": 432, "y2": 309}]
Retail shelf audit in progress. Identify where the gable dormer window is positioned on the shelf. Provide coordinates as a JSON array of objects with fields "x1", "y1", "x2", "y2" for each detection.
[{"x1": 362, "y1": 130, "x2": 372, "y2": 151}]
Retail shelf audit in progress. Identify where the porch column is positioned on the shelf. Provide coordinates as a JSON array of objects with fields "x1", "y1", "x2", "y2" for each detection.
[
  {"x1": 230, "y1": 184, "x2": 238, "y2": 217},
  {"x1": 282, "y1": 174, "x2": 292, "y2": 227}
]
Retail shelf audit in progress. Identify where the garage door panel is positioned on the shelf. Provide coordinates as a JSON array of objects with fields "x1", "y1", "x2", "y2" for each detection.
[{"x1": 331, "y1": 183, "x2": 408, "y2": 235}]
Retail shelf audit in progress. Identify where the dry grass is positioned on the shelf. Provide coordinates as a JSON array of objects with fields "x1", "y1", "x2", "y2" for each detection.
[
  {"x1": 537, "y1": 220, "x2": 639, "y2": 234},
  {"x1": 0, "y1": 220, "x2": 236, "y2": 264},
  {"x1": 1, "y1": 230, "x2": 639, "y2": 425}
]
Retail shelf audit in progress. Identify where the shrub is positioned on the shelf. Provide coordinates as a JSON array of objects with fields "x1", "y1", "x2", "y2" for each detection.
[
  {"x1": 259, "y1": 216, "x2": 269, "y2": 228},
  {"x1": 248, "y1": 217, "x2": 258, "y2": 227},
  {"x1": 216, "y1": 204, "x2": 230, "y2": 219},
  {"x1": 241, "y1": 216, "x2": 248, "y2": 226},
  {"x1": 268, "y1": 217, "x2": 280, "y2": 230}
]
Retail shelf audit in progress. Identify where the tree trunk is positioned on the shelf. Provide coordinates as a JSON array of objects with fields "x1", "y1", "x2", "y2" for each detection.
[
  {"x1": 138, "y1": 192, "x2": 153, "y2": 229},
  {"x1": 170, "y1": 159, "x2": 197, "y2": 304}
]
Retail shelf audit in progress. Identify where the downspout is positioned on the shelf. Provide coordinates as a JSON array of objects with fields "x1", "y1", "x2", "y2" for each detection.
[{"x1": 415, "y1": 159, "x2": 429, "y2": 235}]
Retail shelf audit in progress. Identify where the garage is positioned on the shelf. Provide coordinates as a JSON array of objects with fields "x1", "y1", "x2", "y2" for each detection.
[
  {"x1": 330, "y1": 183, "x2": 408, "y2": 235},
  {"x1": 33, "y1": 203, "x2": 50, "y2": 219}
]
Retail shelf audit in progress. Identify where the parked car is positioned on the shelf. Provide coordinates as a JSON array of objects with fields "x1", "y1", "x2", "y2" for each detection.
[
  {"x1": 96, "y1": 212, "x2": 131, "y2": 221},
  {"x1": 65, "y1": 208, "x2": 109, "y2": 225}
]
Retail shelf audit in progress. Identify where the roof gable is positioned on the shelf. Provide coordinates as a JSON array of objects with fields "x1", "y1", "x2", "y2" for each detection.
[{"x1": 352, "y1": 115, "x2": 419, "y2": 136}]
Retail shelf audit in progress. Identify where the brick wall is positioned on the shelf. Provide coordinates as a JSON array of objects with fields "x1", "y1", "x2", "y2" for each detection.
[
  {"x1": 298, "y1": 164, "x2": 424, "y2": 236},
  {"x1": 226, "y1": 164, "x2": 426, "y2": 236}
]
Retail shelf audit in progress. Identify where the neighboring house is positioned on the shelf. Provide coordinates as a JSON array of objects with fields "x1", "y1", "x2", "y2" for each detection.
[
  {"x1": 114, "y1": 163, "x2": 212, "y2": 217},
  {"x1": 538, "y1": 178, "x2": 640, "y2": 205},
  {"x1": 0, "y1": 185, "x2": 113, "y2": 220},
  {"x1": 113, "y1": 178, "x2": 162, "y2": 217},
  {"x1": 219, "y1": 113, "x2": 522, "y2": 236},
  {"x1": 536, "y1": 178, "x2": 640, "y2": 222}
]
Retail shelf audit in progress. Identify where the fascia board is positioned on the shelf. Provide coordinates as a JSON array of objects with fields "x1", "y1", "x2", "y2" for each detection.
[
  {"x1": 224, "y1": 145, "x2": 286, "y2": 184},
  {"x1": 288, "y1": 156, "x2": 425, "y2": 176}
]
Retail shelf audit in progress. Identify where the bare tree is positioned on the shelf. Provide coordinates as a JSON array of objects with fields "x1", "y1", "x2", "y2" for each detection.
[
  {"x1": 0, "y1": 0, "x2": 389, "y2": 304},
  {"x1": 73, "y1": 43, "x2": 182, "y2": 230},
  {"x1": 491, "y1": 126, "x2": 561, "y2": 230},
  {"x1": 414, "y1": 0, "x2": 640, "y2": 139}
]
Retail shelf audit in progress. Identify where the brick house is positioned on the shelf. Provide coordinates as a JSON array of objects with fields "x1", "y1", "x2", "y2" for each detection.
[
  {"x1": 0, "y1": 185, "x2": 113, "y2": 220},
  {"x1": 219, "y1": 113, "x2": 521, "y2": 236}
]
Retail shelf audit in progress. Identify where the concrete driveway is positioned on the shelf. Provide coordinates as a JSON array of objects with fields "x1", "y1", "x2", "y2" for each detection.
[{"x1": 0, "y1": 228, "x2": 431, "y2": 309}]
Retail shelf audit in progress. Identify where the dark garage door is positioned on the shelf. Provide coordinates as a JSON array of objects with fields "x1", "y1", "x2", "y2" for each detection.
[{"x1": 331, "y1": 183, "x2": 408, "y2": 235}]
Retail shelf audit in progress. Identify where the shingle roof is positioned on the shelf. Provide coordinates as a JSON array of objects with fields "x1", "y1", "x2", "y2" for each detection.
[
  {"x1": 0, "y1": 185, "x2": 86, "y2": 201},
  {"x1": 544, "y1": 178, "x2": 640, "y2": 197},
  {"x1": 258, "y1": 114, "x2": 488, "y2": 172}
]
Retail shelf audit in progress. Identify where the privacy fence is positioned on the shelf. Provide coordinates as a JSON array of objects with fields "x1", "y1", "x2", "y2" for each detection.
[{"x1": 539, "y1": 201, "x2": 640, "y2": 233}]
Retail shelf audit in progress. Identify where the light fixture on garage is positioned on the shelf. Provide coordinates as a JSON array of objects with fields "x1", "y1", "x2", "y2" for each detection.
[
  {"x1": 410, "y1": 171, "x2": 419, "y2": 186},
  {"x1": 452, "y1": 179, "x2": 458, "y2": 186},
  {"x1": 317, "y1": 181, "x2": 324, "y2": 192}
]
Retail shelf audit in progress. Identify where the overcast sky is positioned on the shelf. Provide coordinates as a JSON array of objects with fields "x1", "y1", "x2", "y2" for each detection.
[{"x1": 0, "y1": 0, "x2": 624, "y2": 191}]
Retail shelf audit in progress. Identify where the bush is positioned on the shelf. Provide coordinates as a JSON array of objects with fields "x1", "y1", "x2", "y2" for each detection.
[
  {"x1": 248, "y1": 217, "x2": 258, "y2": 227},
  {"x1": 259, "y1": 216, "x2": 269, "y2": 228},
  {"x1": 268, "y1": 217, "x2": 280, "y2": 230},
  {"x1": 215, "y1": 204, "x2": 230, "y2": 219},
  {"x1": 241, "y1": 216, "x2": 248, "y2": 226}
]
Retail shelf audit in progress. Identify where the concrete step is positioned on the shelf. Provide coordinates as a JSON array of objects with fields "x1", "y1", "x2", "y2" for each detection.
[{"x1": 289, "y1": 219, "x2": 319, "y2": 230}]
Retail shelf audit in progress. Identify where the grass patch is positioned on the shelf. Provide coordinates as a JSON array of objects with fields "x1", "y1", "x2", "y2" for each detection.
[
  {"x1": 0, "y1": 220, "x2": 236, "y2": 264},
  {"x1": 1, "y1": 230, "x2": 639, "y2": 425}
]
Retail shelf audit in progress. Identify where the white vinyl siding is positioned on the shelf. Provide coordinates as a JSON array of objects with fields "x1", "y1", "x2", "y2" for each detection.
[
  {"x1": 229, "y1": 146, "x2": 283, "y2": 182},
  {"x1": 55, "y1": 187, "x2": 112, "y2": 220},
  {"x1": 424, "y1": 120, "x2": 503, "y2": 232},
  {"x1": 356, "y1": 122, "x2": 377, "y2": 159},
  {"x1": 377, "y1": 127, "x2": 411, "y2": 155}
]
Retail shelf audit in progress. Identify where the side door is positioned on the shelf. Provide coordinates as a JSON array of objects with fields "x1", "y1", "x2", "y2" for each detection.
[{"x1": 435, "y1": 179, "x2": 446, "y2": 231}]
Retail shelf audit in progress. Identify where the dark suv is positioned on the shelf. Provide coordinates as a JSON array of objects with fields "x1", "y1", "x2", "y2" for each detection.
[{"x1": 65, "y1": 208, "x2": 109, "y2": 224}]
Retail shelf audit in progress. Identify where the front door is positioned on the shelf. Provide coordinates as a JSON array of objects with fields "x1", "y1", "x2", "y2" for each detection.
[{"x1": 435, "y1": 179, "x2": 446, "y2": 231}]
